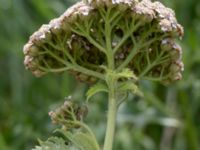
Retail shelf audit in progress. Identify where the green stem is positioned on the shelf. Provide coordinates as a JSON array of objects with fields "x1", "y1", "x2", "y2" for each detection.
[
  {"x1": 73, "y1": 65, "x2": 105, "y2": 80},
  {"x1": 103, "y1": 79, "x2": 117, "y2": 150},
  {"x1": 113, "y1": 21, "x2": 140, "y2": 54},
  {"x1": 42, "y1": 45, "x2": 105, "y2": 80},
  {"x1": 105, "y1": 8, "x2": 114, "y2": 69},
  {"x1": 39, "y1": 66, "x2": 70, "y2": 73},
  {"x1": 179, "y1": 91, "x2": 199, "y2": 150},
  {"x1": 71, "y1": 24, "x2": 106, "y2": 54},
  {"x1": 117, "y1": 45, "x2": 139, "y2": 71},
  {"x1": 139, "y1": 50, "x2": 166, "y2": 78},
  {"x1": 117, "y1": 32, "x2": 164, "y2": 71}
]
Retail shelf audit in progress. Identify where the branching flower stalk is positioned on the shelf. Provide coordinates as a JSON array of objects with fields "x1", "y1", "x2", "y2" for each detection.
[{"x1": 24, "y1": 0, "x2": 184, "y2": 150}]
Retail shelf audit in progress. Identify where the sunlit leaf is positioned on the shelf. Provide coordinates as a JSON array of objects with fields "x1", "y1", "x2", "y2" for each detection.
[
  {"x1": 116, "y1": 68, "x2": 138, "y2": 80},
  {"x1": 32, "y1": 137, "x2": 70, "y2": 150},
  {"x1": 86, "y1": 82, "x2": 108, "y2": 101},
  {"x1": 117, "y1": 81, "x2": 143, "y2": 97},
  {"x1": 61, "y1": 129, "x2": 100, "y2": 150},
  {"x1": 72, "y1": 133, "x2": 99, "y2": 150}
]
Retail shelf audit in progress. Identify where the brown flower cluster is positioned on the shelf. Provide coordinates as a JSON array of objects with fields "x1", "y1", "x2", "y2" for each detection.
[
  {"x1": 49, "y1": 100, "x2": 88, "y2": 129},
  {"x1": 23, "y1": 0, "x2": 183, "y2": 84}
]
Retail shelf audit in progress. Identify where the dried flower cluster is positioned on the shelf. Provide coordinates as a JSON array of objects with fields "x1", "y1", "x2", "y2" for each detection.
[
  {"x1": 23, "y1": 0, "x2": 183, "y2": 84},
  {"x1": 49, "y1": 100, "x2": 88, "y2": 129}
]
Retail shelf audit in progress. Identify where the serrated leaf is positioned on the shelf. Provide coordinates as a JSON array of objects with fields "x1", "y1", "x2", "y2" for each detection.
[
  {"x1": 72, "y1": 133, "x2": 99, "y2": 150},
  {"x1": 116, "y1": 68, "x2": 138, "y2": 80},
  {"x1": 86, "y1": 82, "x2": 108, "y2": 101},
  {"x1": 61, "y1": 131, "x2": 79, "y2": 149},
  {"x1": 60, "y1": 129, "x2": 99, "y2": 150},
  {"x1": 32, "y1": 137, "x2": 70, "y2": 150},
  {"x1": 117, "y1": 81, "x2": 143, "y2": 97}
]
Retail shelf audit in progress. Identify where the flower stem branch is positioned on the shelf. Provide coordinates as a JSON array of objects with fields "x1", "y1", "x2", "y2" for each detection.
[
  {"x1": 105, "y1": 7, "x2": 114, "y2": 69},
  {"x1": 43, "y1": 45, "x2": 105, "y2": 80},
  {"x1": 71, "y1": 23, "x2": 106, "y2": 53},
  {"x1": 113, "y1": 20, "x2": 140, "y2": 54}
]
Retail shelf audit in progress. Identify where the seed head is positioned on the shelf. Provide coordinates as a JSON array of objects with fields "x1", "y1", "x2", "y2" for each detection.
[{"x1": 23, "y1": 0, "x2": 184, "y2": 84}]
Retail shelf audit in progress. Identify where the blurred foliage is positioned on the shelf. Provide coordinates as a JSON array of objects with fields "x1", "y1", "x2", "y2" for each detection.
[{"x1": 0, "y1": 0, "x2": 200, "y2": 150}]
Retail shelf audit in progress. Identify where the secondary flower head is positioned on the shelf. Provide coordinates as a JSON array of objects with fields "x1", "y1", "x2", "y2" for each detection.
[
  {"x1": 49, "y1": 99, "x2": 88, "y2": 129},
  {"x1": 23, "y1": 0, "x2": 183, "y2": 84}
]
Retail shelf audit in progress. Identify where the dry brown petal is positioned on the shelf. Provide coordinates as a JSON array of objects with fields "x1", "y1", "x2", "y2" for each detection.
[
  {"x1": 133, "y1": 0, "x2": 155, "y2": 22},
  {"x1": 24, "y1": 54, "x2": 32, "y2": 63},
  {"x1": 161, "y1": 38, "x2": 181, "y2": 51},
  {"x1": 63, "y1": 1, "x2": 92, "y2": 19},
  {"x1": 153, "y1": 2, "x2": 175, "y2": 20},
  {"x1": 159, "y1": 19, "x2": 173, "y2": 32},
  {"x1": 32, "y1": 70, "x2": 44, "y2": 77},
  {"x1": 172, "y1": 72, "x2": 182, "y2": 81},
  {"x1": 112, "y1": 0, "x2": 134, "y2": 6},
  {"x1": 152, "y1": 1, "x2": 183, "y2": 36},
  {"x1": 24, "y1": 44, "x2": 39, "y2": 56},
  {"x1": 176, "y1": 24, "x2": 184, "y2": 38},
  {"x1": 23, "y1": 43, "x2": 32, "y2": 55},
  {"x1": 49, "y1": 18, "x2": 63, "y2": 34},
  {"x1": 87, "y1": 0, "x2": 136, "y2": 7}
]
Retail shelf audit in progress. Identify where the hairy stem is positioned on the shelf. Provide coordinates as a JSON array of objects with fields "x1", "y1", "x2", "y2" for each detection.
[{"x1": 103, "y1": 78, "x2": 117, "y2": 150}]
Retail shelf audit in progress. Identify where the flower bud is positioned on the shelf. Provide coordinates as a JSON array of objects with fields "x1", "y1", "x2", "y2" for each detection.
[
  {"x1": 23, "y1": 43, "x2": 32, "y2": 55},
  {"x1": 49, "y1": 111, "x2": 59, "y2": 124},
  {"x1": 32, "y1": 70, "x2": 45, "y2": 77},
  {"x1": 23, "y1": 43, "x2": 39, "y2": 57},
  {"x1": 77, "y1": 73, "x2": 90, "y2": 82},
  {"x1": 170, "y1": 63, "x2": 180, "y2": 73},
  {"x1": 170, "y1": 44, "x2": 182, "y2": 60},
  {"x1": 24, "y1": 56, "x2": 33, "y2": 68},
  {"x1": 161, "y1": 38, "x2": 173, "y2": 51},
  {"x1": 171, "y1": 72, "x2": 182, "y2": 81}
]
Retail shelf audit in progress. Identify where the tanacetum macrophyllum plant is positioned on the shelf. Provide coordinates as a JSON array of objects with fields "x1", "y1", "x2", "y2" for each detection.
[{"x1": 23, "y1": 0, "x2": 184, "y2": 149}]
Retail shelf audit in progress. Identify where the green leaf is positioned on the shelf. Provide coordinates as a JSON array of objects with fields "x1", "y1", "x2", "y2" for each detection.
[
  {"x1": 116, "y1": 68, "x2": 138, "y2": 80},
  {"x1": 117, "y1": 81, "x2": 143, "y2": 97},
  {"x1": 61, "y1": 130, "x2": 100, "y2": 150},
  {"x1": 72, "y1": 133, "x2": 99, "y2": 150},
  {"x1": 32, "y1": 137, "x2": 70, "y2": 150},
  {"x1": 86, "y1": 82, "x2": 108, "y2": 101},
  {"x1": 32, "y1": 129, "x2": 99, "y2": 150},
  {"x1": 56, "y1": 128, "x2": 100, "y2": 150}
]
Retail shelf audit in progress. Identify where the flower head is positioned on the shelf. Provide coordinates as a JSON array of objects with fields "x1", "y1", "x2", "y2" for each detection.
[
  {"x1": 24, "y1": 0, "x2": 183, "y2": 84},
  {"x1": 49, "y1": 99, "x2": 88, "y2": 129}
]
